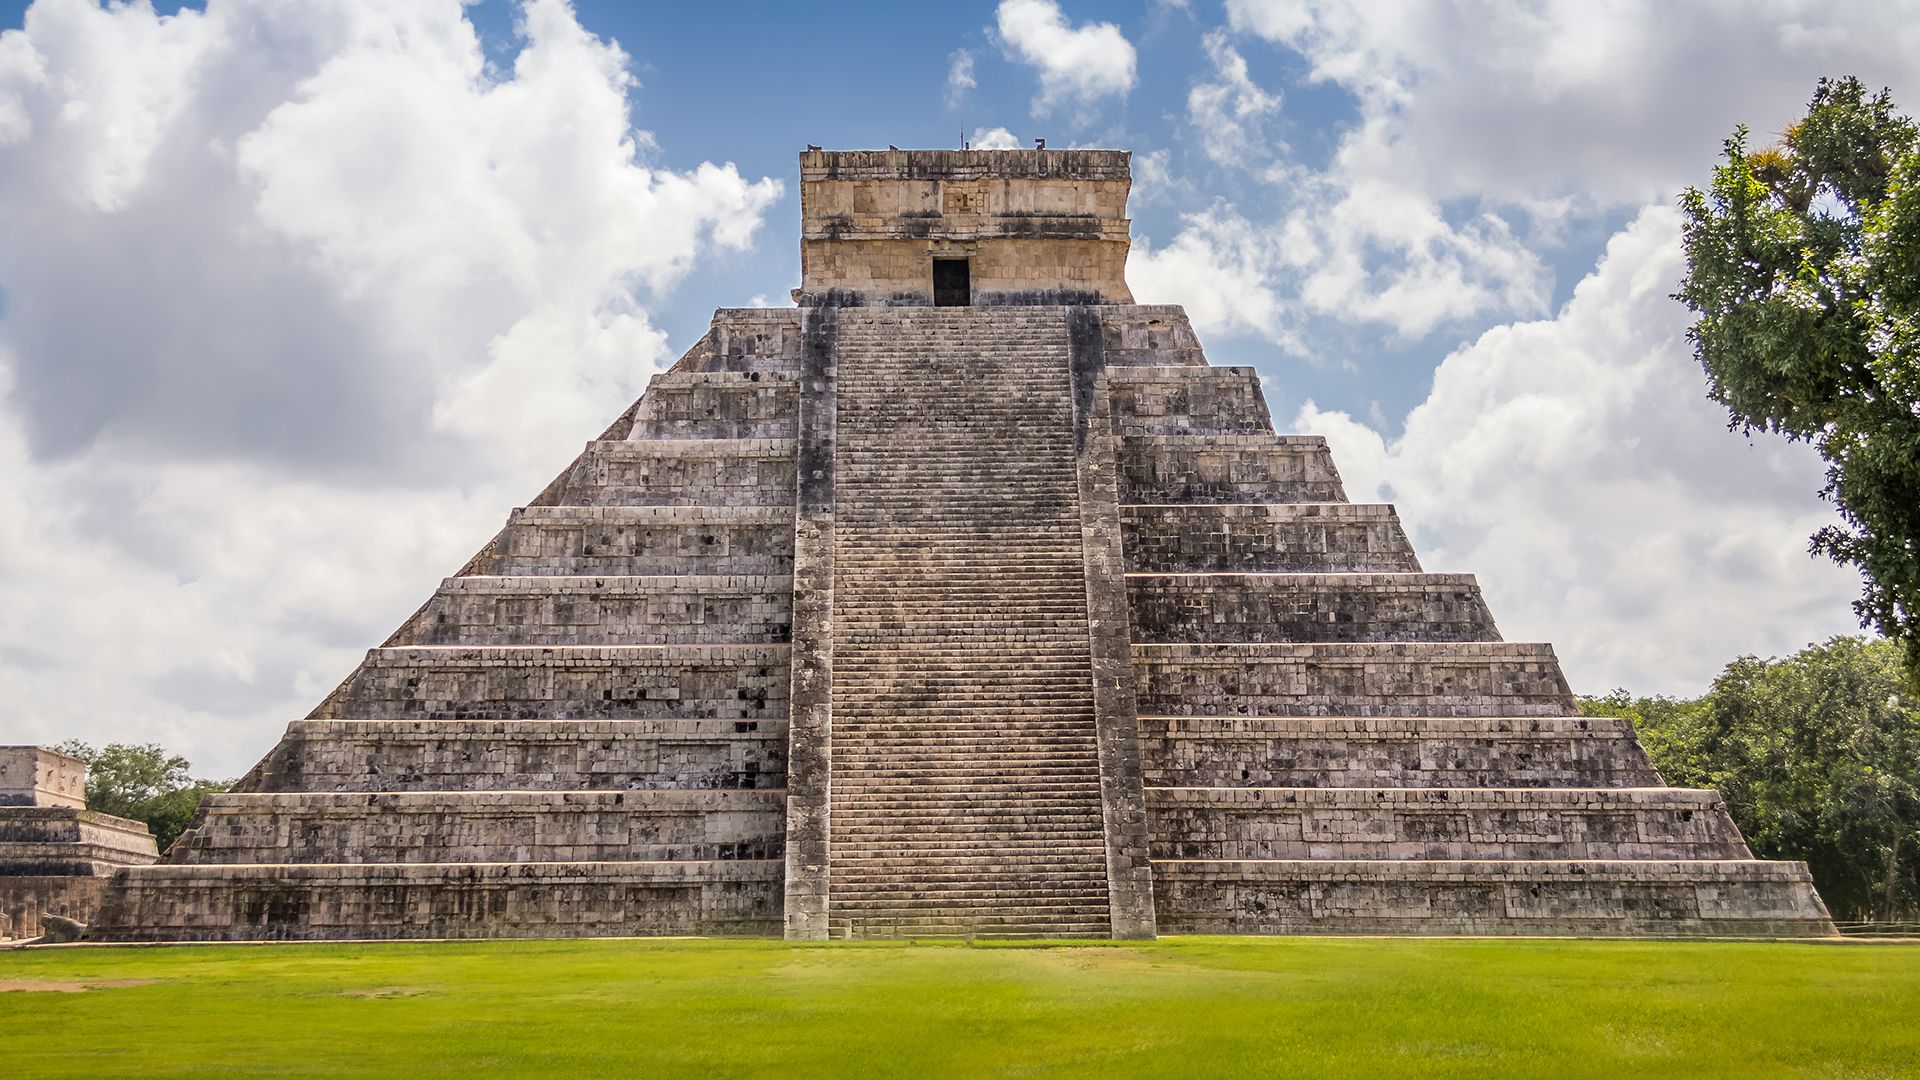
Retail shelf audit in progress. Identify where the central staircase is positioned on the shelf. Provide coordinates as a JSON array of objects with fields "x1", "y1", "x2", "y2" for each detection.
[{"x1": 827, "y1": 308, "x2": 1113, "y2": 937}]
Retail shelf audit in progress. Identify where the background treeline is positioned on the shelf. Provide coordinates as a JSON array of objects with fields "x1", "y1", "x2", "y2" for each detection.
[
  {"x1": 53, "y1": 741, "x2": 231, "y2": 852},
  {"x1": 1581, "y1": 635, "x2": 1918, "y2": 923}
]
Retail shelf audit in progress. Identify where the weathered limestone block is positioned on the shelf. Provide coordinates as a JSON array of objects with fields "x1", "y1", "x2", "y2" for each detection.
[
  {"x1": 1118, "y1": 435, "x2": 1347, "y2": 504},
  {"x1": 1147, "y1": 787, "x2": 1751, "y2": 861},
  {"x1": 394, "y1": 575, "x2": 793, "y2": 646},
  {"x1": 1128, "y1": 572, "x2": 1499, "y2": 644},
  {"x1": 0, "y1": 807, "x2": 163, "y2": 854},
  {"x1": 1104, "y1": 367, "x2": 1272, "y2": 437},
  {"x1": 236, "y1": 719, "x2": 786, "y2": 793},
  {"x1": 797, "y1": 149, "x2": 1133, "y2": 307},
  {"x1": 703, "y1": 309, "x2": 805, "y2": 373},
  {"x1": 1138, "y1": 715, "x2": 1662, "y2": 788},
  {"x1": 1151, "y1": 859, "x2": 1832, "y2": 937},
  {"x1": 546, "y1": 439, "x2": 797, "y2": 507},
  {"x1": 92, "y1": 861, "x2": 783, "y2": 942},
  {"x1": 1133, "y1": 642, "x2": 1576, "y2": 717},
  {"x1": 315, "y1": 645, "x2": 790, "y2": 721},
  {"x1": 0, "y1": 746, "x2": 86, "y2": 808},
  {"x1": 626, "y1": 371, "x2": 797, "y2": 440},
  {"x1": 172, "y1": 790, "x2": 785, "y2": 864},
  {"x1": 1121, "y1": 503, "x2": 1421, "y2": 574},
  {"x1": 1096, "y1": 307, "x2": 1207, "y2": 368},
  {"x1": 471, "y1": 507, "x2": 794, "y2": 577}
]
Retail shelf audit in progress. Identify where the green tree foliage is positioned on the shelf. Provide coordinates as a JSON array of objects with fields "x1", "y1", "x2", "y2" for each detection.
[
  {"x1": 1676, "y1": 76, "x2": 1920, "y2": 675},
  {"x1": 51, "y1": 741, "x2": 229, "y2": 852},
  {"x1": 1580, "y1": 636, "x2": 1920, "y2": 922}
]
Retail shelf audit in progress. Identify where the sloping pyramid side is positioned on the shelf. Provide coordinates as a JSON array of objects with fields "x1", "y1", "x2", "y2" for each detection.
[
  {"x1": 1085, "y1": 312, "x2": 1834, "y2": 936},
  {"x1": 93, "y1": 310, "x2": 809, "y2": 941}
]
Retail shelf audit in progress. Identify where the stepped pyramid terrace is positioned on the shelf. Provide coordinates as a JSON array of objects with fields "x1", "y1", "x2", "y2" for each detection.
[
  {"x1": 86, "y1": 148, "x2": 1833, "y2": 941},
  {"x1": 0, "y1": 747, "x2": 158, "y2": 938}
]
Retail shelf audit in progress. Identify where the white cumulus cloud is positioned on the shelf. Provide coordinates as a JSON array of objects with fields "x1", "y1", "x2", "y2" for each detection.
[
  {"x1": 0, "y1": 0, "x2": 781, "y2": 774},
  {"x1": 1187, "y1": 29, "x2": 1282, "y2": 165},
  {"x1": 946, "y1": 48, "x2": 975, "y2": 108},
  {"x1": 1293, "y1": 206, "x2": 1862, "y2": 695},
  {"x1": 1137, "y1": 0, "x2": 1920, "y2": 349},
  {"x1": 971, "y1": 125, "x2": 1023, "y2": 150},
  {"x1": 996, "y1": 0, "x2": 1137, "y2": 117}
]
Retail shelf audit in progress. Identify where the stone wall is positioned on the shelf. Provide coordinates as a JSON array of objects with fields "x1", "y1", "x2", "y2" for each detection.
[
  {"x1": 1117, "y1": 436, "x2": 1347, "y2": 503},
  {"x1": 547, "y1": 439, "x2": 796, "y2": 507},
  {"x1": 1120, "y1": 504, "x2": 1421, "y2": 574},
  {"x1": 237, "y1": 719, "x2": 786, "y2": 793},
  {"x1": 1153, "y1": 859, "x2": 1832, "y2": 937},
  {"x1": 0, "y1": 798, "x2": 158, "y2": 937},
  {"x1": 472, "y1": 507, "x2": 794, "y2": 577},
  {"x1": 624, "y1": 372, "x2": 797, "y2": 440},
  {"x1": 0, "y1": 745, "x2": 86, "y2": 808},
  {"x1": 315, "y1": 645, "x2": 790, "y2": 722},
  {"x1": 1148, "y1": 787, "x2": 1749, "y2": 860},
  {"x1": 1139, "y1": 715, "x2": 1662, "y2": 788},
  {"x1": 1129, "y1": 573, "x2": 1498, "y2": 644},
  {"x1": 797, "y1": 149, "x2": 1133, "y2": 306},
  {"x1": 96, "y1": 862, "x2": 781, "y2": 942},
  {"x1": 172, "y1": 790, "x2": 784, "y2": 864},
  {"x1": 1104, "y1": 367, "x2": 1270, "y2": 436},
  {"x1": 397, "y1": 575, "x2": 792, "y2": 646},
  {"x1": 1133, "y1": 642, "x2": 1576, "y2": 717}
]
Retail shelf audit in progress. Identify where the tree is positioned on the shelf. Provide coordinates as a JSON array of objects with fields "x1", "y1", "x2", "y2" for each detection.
[
  {"x1": 1580, "y1": 636, "x2": 1920, "y2": 922},
  {"x1": 1676, "y1": 76, "x2": 1920, "y2": 677},
  {"x1": 52, "y1": 741, "x2": 230, "y2": 852}
]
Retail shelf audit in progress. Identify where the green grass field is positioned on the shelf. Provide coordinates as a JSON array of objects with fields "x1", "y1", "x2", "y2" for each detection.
[{"x1": 2, "y1": 936, "x2": 1916, "y2": 1078}]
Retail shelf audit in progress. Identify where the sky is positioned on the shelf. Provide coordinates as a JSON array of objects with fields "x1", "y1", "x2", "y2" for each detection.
[{"x1": 1, "y1": 0, "x2": 1917, "y2": 776}]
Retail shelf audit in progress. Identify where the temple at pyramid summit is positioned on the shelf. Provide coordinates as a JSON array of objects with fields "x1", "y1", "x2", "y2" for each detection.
[{"x1": 84, "y1": 149, "x2": 1833, "y2": 941}]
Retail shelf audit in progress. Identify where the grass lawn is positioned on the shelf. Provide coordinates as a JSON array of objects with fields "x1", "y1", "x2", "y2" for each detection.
[{"x1": 1, "y1": 936, "x2": 1916, "y2": 1079}]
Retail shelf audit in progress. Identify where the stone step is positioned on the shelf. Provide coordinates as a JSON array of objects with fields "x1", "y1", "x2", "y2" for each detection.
[
  {"x1": 1137, "y1": 713, "x2": 1661, "y2": 788},
  {"x1": 235, "y1": 718, "x2": 788, "y2": 794},
  {"x1": 1146, "y1": 786, "x2": 1754, "y2": 861},
  {"x1": 832, "y1": 813, "x2": 1105, "y2": 826},
  {"x1": 1150, "y1": 858, "x2": 1834, "y2": 937},
  {"x1": 0, "y1": 841, "x2": 159, "y2": 874},
  {"x1": 390, "y1": 574, "x2": 793, "y2": 647},
  {"x1": 476, "y1": 505, "x2": 793, "y2": 577},
  {"x1": 1127, "y1": 571, "x2": 1500, "y2": 644},
  {"x1": 820, "y1": 303, "x2": 1113, "y2": 929},
  {"x1": 700, "y1": 309, "x2": 805, "y2": 373},
  {"x1": 1120, "y1": 503, "x2": 1420, "y2": 574},
  {"x1": 89, "y1": 861, "x2": 784, "y2": 942},
  {"x1": 1133, "y1": 642, "x2": 1575, "y2": 717},
  {"x1": 1103, "y1": 366, "x2": 1274, "y2": 437},
  {"x1": 0, "y1": 807, "x2": 161, "y2": 854},
  {"x1": 1118, "y1": 435, "x2": 1346, "y2": 504},
  {"x1": 172, "y1": 789, "x2": 786, "y2": 865},
  {"x1": 629, "y1": 371, "x2": 797, "y2": 440},
  {"x1": 315, "y1": 644, "x2": 790, "y2": 722},
  {"x1": 546, "y1": 439, "x2": 797, "y2": 508}
]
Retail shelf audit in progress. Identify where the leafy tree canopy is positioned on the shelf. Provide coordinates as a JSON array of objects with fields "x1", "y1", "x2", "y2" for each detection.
[
  {"x1": 1677, "y1": 76, "x2": 1920, "y2": 675},
  {"x1": 52, "y1": 741, "x2": 229, "y2": 852},
  {"x1": 1581, "y1": 635, "x2": 1919, "y2": 922}
]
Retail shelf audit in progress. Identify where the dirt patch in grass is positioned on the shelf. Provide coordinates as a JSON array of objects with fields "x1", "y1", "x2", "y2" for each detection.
[
  {"x1": 0, "y1": 979, "x2": 159, "y2": 993},
  {"x1": 341, "y1": 986, "x2": 432, "y2": 999}
]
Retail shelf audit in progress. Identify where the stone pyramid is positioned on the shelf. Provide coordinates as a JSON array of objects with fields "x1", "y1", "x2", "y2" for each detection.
[{"x1": 92, "y1": 149, "x2": 1833, "y2": 941}]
